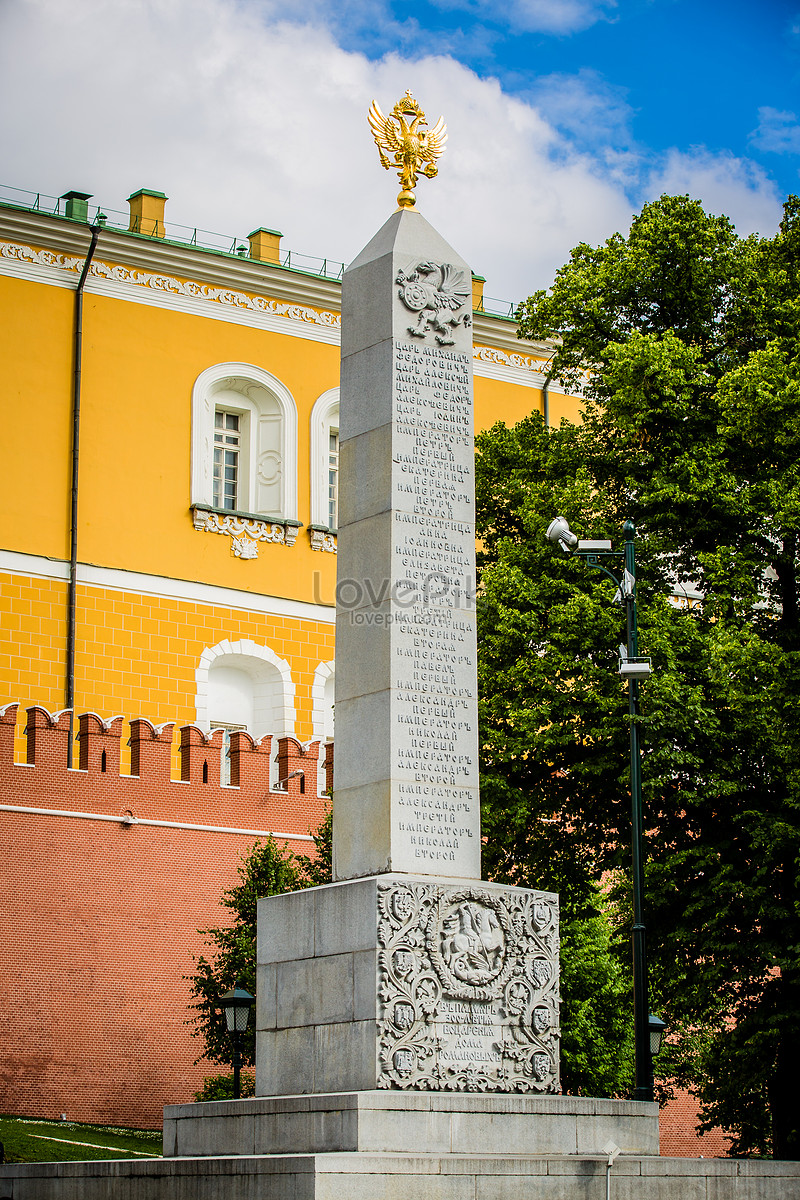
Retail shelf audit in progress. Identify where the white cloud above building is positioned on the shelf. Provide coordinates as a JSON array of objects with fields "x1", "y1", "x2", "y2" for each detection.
[{"x1": 0, "y1": 0, "x2": 787, "y2": 301}]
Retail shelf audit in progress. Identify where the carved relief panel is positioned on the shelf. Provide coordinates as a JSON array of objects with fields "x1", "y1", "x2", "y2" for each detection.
[{"x1": 377, "y1": 880, "x2": 559, "y2": 1093}]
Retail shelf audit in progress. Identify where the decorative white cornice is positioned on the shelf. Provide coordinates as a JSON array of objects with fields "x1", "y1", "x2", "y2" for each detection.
[
  {"x1": 0, "y1": 205, "x2": 567, "y2": 380},
  {"x1": 0, "y1": 238, "x2": 84, "y2": 280},
  {"x1": 471, "y1": 310, "x2": 553, "y2": 359},
  {"x1": 0, "y1": 238, "x2": 342, "y2": 345},
  {"x1": 1, "y1": 236, "x2": 557, "y2": 388},
  {"x1": 90, "y1": 257, "x2": 341, "y2": 330},
  {"x1": 472, "y1": 345, "x2": 569, "y2": 394},
  {"x1": 0, "y1": 204, "x2": 582, "y2": 400},
  {"x1": 0, "y1": 206, "x2": 344, "y2": 310}
]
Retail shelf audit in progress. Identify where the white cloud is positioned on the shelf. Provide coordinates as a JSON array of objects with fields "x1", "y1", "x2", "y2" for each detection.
[
  {"x1": 0, "y1": 0, "x2": 785, "y2": 303},
  {"x1": 749, "y1": 107, "x2": 800, "y2": 156},
  {"x1": 525, "y1": 68, "x2": 633, "y2": 147},
  {"x1": 428, "y1": 0, "x2": 617, "y2": 35},
  {"x1": 0, "y1": 0, "x2": 634, "y2": 299},
  {"x1": 645, "y1": 148, "x2": 784, "y2": 238}
]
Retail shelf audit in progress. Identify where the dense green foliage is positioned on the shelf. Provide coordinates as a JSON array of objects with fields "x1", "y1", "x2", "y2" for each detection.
[
  {"x1": 477, "y1": 194, "x2": 800, "y2": 1156},
  {"x1": 554, "y1": 884, "x2": 634, "y2": 1098},
  {"x1": 192, "y1": 1072, "x2": 255, "y2": 1101},
  {"x1": 186, "y1": 808, "x2": 331, "y2": 1073}
]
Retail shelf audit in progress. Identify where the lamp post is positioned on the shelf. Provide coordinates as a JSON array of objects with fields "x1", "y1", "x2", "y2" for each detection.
[
  {"x1": 545, "y1": 516, "x2": 659, "y2": 1102},
  {"x1": 219, "y1": 982, "x2": 255, "y2": 1100}
]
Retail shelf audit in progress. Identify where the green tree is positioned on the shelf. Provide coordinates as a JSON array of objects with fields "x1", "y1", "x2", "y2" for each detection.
[
  {"x1": 187, "y1": 836, "x2": 305, "y2": 1071},
  {"x1": 477, "y1": 194, "x2": 800, "y2": 1156},
  {"x1": 186, "y1": 808, "x2": 332, "y2": 1077}
]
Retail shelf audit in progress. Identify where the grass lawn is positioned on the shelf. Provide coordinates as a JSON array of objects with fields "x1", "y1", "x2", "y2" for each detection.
[{"x1": 0, "y1": 1115, "x2": 162, "y2": 1163}]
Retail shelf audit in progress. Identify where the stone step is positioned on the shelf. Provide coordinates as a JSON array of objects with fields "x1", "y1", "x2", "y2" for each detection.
[{"x1": 3, "y1": 1150, "x2": 800, "y2": 1200}]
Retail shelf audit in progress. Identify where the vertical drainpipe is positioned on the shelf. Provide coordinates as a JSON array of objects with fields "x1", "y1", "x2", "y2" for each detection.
[
  {"x1": 66, "y1": 223, "x2": 100, "y2": 766},
  {"x1": 541, "y1": 351, "x2": 555, "y2": 430}
]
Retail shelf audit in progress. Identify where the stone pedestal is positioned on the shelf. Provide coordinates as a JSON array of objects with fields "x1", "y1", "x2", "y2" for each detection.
[
  {"x1": 255, "y1": 874, "x2": 559, "y2": 1097},
  {"x1": 165, "y1": 1092, "x2": 659, "y2": 1159}
]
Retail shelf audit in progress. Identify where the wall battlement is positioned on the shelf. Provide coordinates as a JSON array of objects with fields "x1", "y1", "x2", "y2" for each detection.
[{"x1": 0, "y1": 703, "x2": 333, "y2": 838}]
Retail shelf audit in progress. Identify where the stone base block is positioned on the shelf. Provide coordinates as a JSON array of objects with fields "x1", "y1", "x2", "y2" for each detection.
[
  {"x1": 4, "y1": 1152, "x2": 800, "y2": 1200},
  {"x1": 256, "y1": 873, "x2": 560, "y2": 1096},
  {"x1": 164, "y1": 1092, "x2": 660, "y2": 1158}
]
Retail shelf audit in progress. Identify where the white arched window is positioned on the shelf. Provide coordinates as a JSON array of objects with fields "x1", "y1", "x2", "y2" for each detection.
[
  {"x1": 195, "y1": 639, "x2": 296, "y2": 739},
  {"x1": 311, "y1": 660, "x2": 335, "y2": 741},
  {"x1": 309, "y1": 388, "x2": 339, "y2": 533},
  {"x1": 191, "y1": 363, "x2": 298, "y2": 521}
]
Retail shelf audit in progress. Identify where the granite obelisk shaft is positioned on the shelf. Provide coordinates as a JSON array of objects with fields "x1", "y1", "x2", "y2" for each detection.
[{"x1": 333, "y1": 209, "x2": 481, "y2": 881}]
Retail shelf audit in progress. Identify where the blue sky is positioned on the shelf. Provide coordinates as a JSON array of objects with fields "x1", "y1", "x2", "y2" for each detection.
[{"x1": 1, "y1": 0, "x2": 798, "y2": 301}]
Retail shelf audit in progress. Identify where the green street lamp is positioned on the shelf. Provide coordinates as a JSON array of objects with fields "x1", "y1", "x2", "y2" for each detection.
[
  {"x1": 219, "y1": 982, "x2": 255, "y2": 1100},
  {"x1": 545, "y1": 515, "x2": 659, "y2": 1102}
]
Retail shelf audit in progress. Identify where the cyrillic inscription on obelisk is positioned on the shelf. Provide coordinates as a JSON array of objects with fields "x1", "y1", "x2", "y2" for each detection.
[
  {"x1": 333, "y1": 212, "x2": 481, "y2": 881},
  {"x1": 252, "y1": 96, "x2": 559, "y2": 1101}
]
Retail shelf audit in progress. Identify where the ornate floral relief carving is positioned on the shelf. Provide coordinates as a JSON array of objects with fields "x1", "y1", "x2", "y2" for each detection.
[
  {"x1": 0, "y1": 242, "x2": 341, "y2": 330},
  {"x1": 376, "y1": 880, "x2": 559, "y2": 1094},
  {"x1": 472, "y1": 345, "x2": 547, "y2": 375},
  {"x1": 309, "y1": 528, "x2": 337, "y2": 553},
  {"x1": 192, "y1": 508, "x2": 298, "y2": 554},
  {"x1": 231, "y1": 534, "x2": 259, "y2": 559},
  {"x1": 0, "y1": 241, "x2": 84, "y2": 274},
  {"x1": 472, "y1": 345, "x2": 588, "y2": 391},
  {"x1": 396, "y1": 262, "x2": 471, "y2": 345}
]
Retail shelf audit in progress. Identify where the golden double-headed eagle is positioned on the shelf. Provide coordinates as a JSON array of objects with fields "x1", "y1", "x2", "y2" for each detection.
[{"x1": 368, "y1": 90, "x2": 447, "y2": 209}]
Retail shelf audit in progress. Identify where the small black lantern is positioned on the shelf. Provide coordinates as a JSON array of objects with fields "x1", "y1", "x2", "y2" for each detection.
[
  {"x1": 219, "y1": 982, "x2": 255, "y2": 1098},
  {"x1": 648, "y1": 1012, "x2": 667, "y2": 1058}
]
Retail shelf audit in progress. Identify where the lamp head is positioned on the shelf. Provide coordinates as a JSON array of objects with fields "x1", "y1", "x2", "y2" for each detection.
[
  {"x1": 219, "y1": 982, "x2": 255, "y2": 1034},
  {"x1": 545, "y1": 516, "x2": 578, "y2": 553},
  {"x1": 648, "y1": 1012, "x2": 667, "y2": 1057}
]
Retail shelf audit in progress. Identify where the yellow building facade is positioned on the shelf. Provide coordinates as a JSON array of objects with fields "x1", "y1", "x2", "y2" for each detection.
[{"x1": 0, "y1": 186, "x2": 580, "y2": 758}]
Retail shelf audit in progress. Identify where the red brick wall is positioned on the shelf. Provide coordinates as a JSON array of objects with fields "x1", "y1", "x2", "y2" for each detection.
[
  {"x1": 0, "y1": 703, "x2": 727, "y2": 1153},
  {"x1": 659, "y1": 1087, "x2": 732, "y2": 1158},
  {"x1": 0, "y1": 703, "x2": 329, "y2": 1129}
]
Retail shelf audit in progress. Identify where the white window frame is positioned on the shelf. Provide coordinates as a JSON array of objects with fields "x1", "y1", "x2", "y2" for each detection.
[
  {"x1": 191, "y1": 362, "x2": 298, "y2": 521},
  {"x1": 213, "y1": 410, "x2": 244, "y2": 512},
  {"x1": 195, "y1": 639, "x2": 297, "y2": 738},
  {"x1": 311, "y1": 659, "x2": 335, "y2": 741},
  {"x1": 309, "y1": 388, "x2": 340, "y2": 530}
]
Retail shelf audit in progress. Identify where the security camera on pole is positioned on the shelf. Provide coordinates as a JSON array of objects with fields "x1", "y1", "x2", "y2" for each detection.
[{"x1": 545, "y1": 515, "x2": 664, "y2": 1103}]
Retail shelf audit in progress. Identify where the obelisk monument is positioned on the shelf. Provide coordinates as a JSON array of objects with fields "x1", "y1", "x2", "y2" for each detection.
[
  {"x1": 333, "y1": 93, "x2": 480, "y2": 881},
  {"x1": 253, "y1": 93, "x2": 559, "y2": 1098}
]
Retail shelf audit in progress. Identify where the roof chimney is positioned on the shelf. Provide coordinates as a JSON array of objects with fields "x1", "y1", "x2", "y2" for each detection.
[
  {"x1": 247, "y1": 226, "x2": 283, "y2": 264},
  {"x1": 128, "y1": 188, "x2": 168, "y2": 238},
  {"x1": 61, "y1": 191, "x2": 92, "y2": 223},
  {"x1": 471, "y1": 272, "x2": 486, "y2": 312}
]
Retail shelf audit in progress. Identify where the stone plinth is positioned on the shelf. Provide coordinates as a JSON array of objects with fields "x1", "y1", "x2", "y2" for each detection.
[
  {"x1": 335, "y1": 208, "x2": 481, "y2": 882},
  {"x1": 255, "y1": 874, "x2": 559, "y2": 1096},
  {"x1": 6, "y1": 1153, "x2": 800, "y2": 1199},
  {"x1": 165, "y1": 1092, "x2": 659, "y2": 1158}
]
